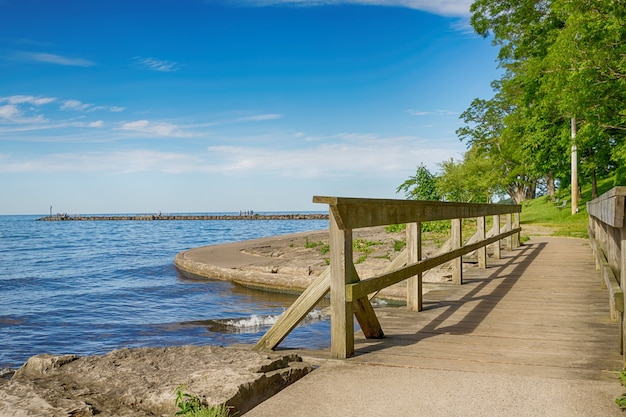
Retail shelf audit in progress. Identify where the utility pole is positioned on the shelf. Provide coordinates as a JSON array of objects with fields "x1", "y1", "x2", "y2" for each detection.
[{"x1": 571, "y1": 117, "x2": 578, "y2": 215}]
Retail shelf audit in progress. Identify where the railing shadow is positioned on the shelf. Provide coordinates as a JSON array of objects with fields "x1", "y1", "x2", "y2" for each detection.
[{"x1": 352, "y1": 241, "x2": 545, "y2": 355}]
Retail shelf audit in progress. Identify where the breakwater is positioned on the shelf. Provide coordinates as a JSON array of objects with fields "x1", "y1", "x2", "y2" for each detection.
[{"x1": 37, "y1": 213, "x2": 329, "y2": 221}]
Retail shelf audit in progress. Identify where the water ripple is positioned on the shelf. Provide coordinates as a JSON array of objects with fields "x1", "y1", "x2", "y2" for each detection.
[{"x1": 0, "y1": 214, "x2": 330, "y2": 368}]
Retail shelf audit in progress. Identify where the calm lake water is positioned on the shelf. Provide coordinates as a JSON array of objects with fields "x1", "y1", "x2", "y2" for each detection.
[{"x1": 0, "y1": 214, "x2": 330, "y2": 370}]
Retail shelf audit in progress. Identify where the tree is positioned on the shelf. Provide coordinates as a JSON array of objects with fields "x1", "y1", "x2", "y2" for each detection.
[
  {"x1": 467, "y1": 0, "x2": 626, "y2": 205},
  {"x1": 540, "y1": 0, "x2": 626, "y2": 195},
  {"x1": 437, "y1": 148, "x2": 498, "y2": 203},
  {"x1": 456, "y1": 89, "x2": 539, "y2": 204},
  {"x1": 396, "y1": 164, "x2": 440, "y2": 201}
]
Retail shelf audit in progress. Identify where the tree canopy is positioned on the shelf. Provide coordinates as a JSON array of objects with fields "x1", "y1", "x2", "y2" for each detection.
[{"x1": 400, "y1": 0, "x2": 626, "y2": 205}]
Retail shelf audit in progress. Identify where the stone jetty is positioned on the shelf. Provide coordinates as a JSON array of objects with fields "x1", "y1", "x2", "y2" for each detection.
[{"x1": 37, "y1": 213, "x2": 329, "y2": 221}]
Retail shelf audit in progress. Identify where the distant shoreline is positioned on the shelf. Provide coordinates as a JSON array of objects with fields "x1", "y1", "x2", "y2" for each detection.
[{"x1": 37, "y1": 213, "x2": 329, "y2": 221}]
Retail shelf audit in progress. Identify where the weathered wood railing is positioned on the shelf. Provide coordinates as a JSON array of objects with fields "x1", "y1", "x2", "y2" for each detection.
[
  {"x1": 254, "y1": 197, "x2": 521, "y2": 358},
  {"x1": 587, "y1": 186, "x2": 626, "y2": 353}
]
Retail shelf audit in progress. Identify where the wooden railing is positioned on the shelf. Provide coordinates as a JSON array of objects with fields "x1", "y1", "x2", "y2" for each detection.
[
  {"x1": 587, "y1": 186, "x2": 626, "y2": 353},
  {"x1": 254, "y1": 197, "x2": 522, "y2": 358}
]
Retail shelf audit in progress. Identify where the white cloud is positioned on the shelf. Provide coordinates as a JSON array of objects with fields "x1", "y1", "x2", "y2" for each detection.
[
  {"x1": 0, "y1": 150, "x2": 204, "y2": 174},
  {"x1": 0, "y1": 132, "x2": 461, "y2": 176},
  {"x1": 205, "y1": 133, "x2": 459, "y2": 177},
  {"x1": 16, "y1": 52, "x2": 95, "y2": 67},
  {"x1": 0, "y1": 104, "x2": 47, "y2": 124},
  {"x1": 88, "y1": 120, "x2": 104, "y2": 128},
  {"x1": 0, "y1": 95, "x2": 55, "y2": 124},
  {"x1": 237, "y1": 114, "x2": 283, "y2": 122},
  {"x1": 61, "y1": 100, "x2": 92, "y2": 111},
  {"x1": 118, "y1": 119, "x2": 195, "y2": 137},
  {"x1": 133, "y1": 57, "x2": 179, "y2": 72},
  {"x1": 236, "y1": 0, "x2": 472, "y2": 17},
  {"x1": 0, "y1": 104, "x2": 19, "y2": 119},
  {"x1": 1, "y1": 95, "x2": 57, "y2": 106}
]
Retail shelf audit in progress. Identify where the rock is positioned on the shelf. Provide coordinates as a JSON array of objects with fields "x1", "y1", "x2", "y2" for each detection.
[
  {"x1": 0, "y1": 345, "x2": 313, "y2": 417},
  {"x1": 12, "y1": 354, "x2": 78, "y2": 379}
]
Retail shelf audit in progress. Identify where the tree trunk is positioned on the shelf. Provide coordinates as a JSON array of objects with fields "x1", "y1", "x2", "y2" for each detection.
[
  {"x1": 508, "y1": 185, "x2": 525, "y2": 204},
  {"x1": 546, "y1": 172, "x2": 555, "y2": 198}
]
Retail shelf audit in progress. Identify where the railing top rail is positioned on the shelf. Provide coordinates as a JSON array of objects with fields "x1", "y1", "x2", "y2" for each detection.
[
  {"x1": 587, "y1": 186, "x2": 626, "y2": 228},
  {"x1": 313, "y1": 196, "x2": 521, "y2": 230}
]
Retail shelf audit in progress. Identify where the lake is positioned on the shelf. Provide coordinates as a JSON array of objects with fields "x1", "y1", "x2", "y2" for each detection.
[{"x1": 0, "y1": 214, "x2": 330, "y2": 370}]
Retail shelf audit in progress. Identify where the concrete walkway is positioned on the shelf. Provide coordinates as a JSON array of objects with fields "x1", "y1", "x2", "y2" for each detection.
[{"x1": 244, "y1": 236, "x2": 625, "y2": 416}]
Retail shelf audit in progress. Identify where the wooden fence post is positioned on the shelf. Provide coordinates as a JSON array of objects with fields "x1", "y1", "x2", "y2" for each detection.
[
  {"x1": 452, "y1": 218, "x2": 463, "y2": 285},
  {"x1": 506, "y1": 213, "x2": 513, "y2": 251},
  {"x1": 329, "y1": 209, "x2": 355, "y2": 359},
  {"x1": 621, "y1": 225, "x2": 626, "y2": 359},
  {"x1": 477, "y1": 216, "x2": 487, "y2": 269},
  {"x1": 492, "y1": 214, "x2": 501, "y2": 259},
  {"x1": 407, "y1": 222, "x2": 422, "y2": 311},
  {"x1": 513, "y1": 212, "x2": 521, "y2": 248}
]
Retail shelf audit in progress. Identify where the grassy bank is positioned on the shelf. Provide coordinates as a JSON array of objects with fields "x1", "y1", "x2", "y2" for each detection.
[{"x1": 520, "y1": 175, "x2": 616, "y2": 238}]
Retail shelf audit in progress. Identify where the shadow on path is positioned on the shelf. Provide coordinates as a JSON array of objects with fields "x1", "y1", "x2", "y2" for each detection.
[{"x1": 353, "y1": 241, "x2": 546, "y2": 355}]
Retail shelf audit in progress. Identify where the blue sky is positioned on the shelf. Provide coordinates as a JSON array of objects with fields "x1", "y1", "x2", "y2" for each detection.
[{"x1": 0, "y1": 0, "x2": 500, "y2": 215}]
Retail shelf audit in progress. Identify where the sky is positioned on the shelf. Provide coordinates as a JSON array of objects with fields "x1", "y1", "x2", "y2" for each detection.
[{"x1": 0, "y1": 0, "x2": 501, "y2": 215}]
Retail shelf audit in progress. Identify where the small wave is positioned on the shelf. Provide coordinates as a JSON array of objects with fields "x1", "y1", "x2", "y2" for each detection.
[
  {"x1": 370, "y1": 298, "x2": 388, "y2": 307},
  {"x1": 182, "y1": 309, "x2": 329, "y2": 334}
]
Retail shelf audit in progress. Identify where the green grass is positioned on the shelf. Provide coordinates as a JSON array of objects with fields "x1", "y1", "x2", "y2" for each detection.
[
  {"x1": 520, "y1": 175, "x2": 616, "y2": 238},
  {"x1": 174, "y1": 385, "x2": 233, "y2": 417}
]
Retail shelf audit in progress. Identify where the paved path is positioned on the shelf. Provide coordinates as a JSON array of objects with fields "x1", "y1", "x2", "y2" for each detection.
[{"x1": 245, "y1": 236, "x2": 625, "y2": 416}]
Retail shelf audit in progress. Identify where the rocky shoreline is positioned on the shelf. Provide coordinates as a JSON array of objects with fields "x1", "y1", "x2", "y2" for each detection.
[
  {"x1": 174, "y1": 226, "x2": 455, "y2": 302},
  {"x1": 0, "y1": 226, "x2": 470, "y2": 416},
  {"x1": 0, "y1": 346, "x2": 313, "y2": 416}
]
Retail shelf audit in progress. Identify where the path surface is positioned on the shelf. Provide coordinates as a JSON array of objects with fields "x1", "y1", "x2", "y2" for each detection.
[{"x1": 245, "y1": 236, "x2": 625, "y2": 416}]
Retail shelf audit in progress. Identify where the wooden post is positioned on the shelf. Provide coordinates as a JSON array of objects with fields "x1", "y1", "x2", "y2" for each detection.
[
  {"x1": 407, "y1": 222, "x2": 422, "y2": 311},
  {"x1": 477, "y1": 216, "x2": 487, "y2": 269},
  {"x1": 621, "y1": 225, "x2": 626, "y2": 359},
  {"x1": 329, "y1": 209, "x2": 355, "y2": 359},
  {"x1": 571, "y1": 117, "x2": 579, "y2": 215},
  {"x1": 506, "y1": 213, "x2": 513, "y2": 251},
  {"x1": 451, "y1": 218, "x2": 463, "y2": 285},
  {"x1": 492, "y1": 215, "x2": 501, "y2": 259},
  {"x1": 513, "y1": 212, "x2": 521, "y2": 248},
  {"x1": 253, "y1": 268, "x2": 330, "y2": 351}
]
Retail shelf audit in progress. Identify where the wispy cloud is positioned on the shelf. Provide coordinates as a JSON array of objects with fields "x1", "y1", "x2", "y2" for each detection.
[
  {"x1": 118, "y1": 120, "x2": 196, "y2": 138},
  {"x1": 133, "y1": 57, "x2": 180, "y2": 72},
  {"x1": 406, "y1": 109, "x2": 459, "y2": 116},
  {"x1": 15, "y1": 51, "x2": 95, "y2": 67},
  {"x1": 0, "y1": 150, "x2": 205, "y2": 174},
  {"x1": 235, "y1": 0, "x2": 472, "y2": 17},
  {"x1": 0, "y1": 132, "x2": 460, "y2": 176},
  {"x1": 0, "y1": 95, "x2": 55, "y2": 124},
  {"x1": 237, "y1": 114, "x2": 283, "y2": 122},
  {"x1": 0, "y1": 95, "x2": 123, "y2": 132},
  {"x1": 2, "y1": 95, "x2": 57, "y2": 106},
  {"x1": 60, "y1": 100, "x2": 125, "y2": 113},
  {"x1": 61, "y1": 100, "x2": 91, "y2": 111},
  {"x1": 204, "y1": 133, "x2": 458, "y2": 178}
]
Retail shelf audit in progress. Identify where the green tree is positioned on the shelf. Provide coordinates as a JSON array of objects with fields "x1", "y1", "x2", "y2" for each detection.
[
  {"x1": 467, "y1": 0, "x2": 625, "y2": 204},
  {"x1": 437, "y1": 148, "x2": 497, "y2": 203},
  {"x1": 541, "y1": 0, "x2": 626, "y2": 195},
  {"x1": 396, "y1": 164, "x2": 440, "y2": 201}
]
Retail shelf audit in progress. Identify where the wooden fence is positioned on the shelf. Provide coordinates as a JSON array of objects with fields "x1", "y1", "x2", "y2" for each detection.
[
  {"x1": 254, "y1": 196, "x2": 522, "y2": 358},
  {"x1": 587, "y1": 186, "x2": 626, "y2": 353}
]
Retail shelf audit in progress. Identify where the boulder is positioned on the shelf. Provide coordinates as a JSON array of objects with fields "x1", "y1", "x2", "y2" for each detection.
[{"x1": 0, "y1": 345, "x2": 313, "y2": 416}]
